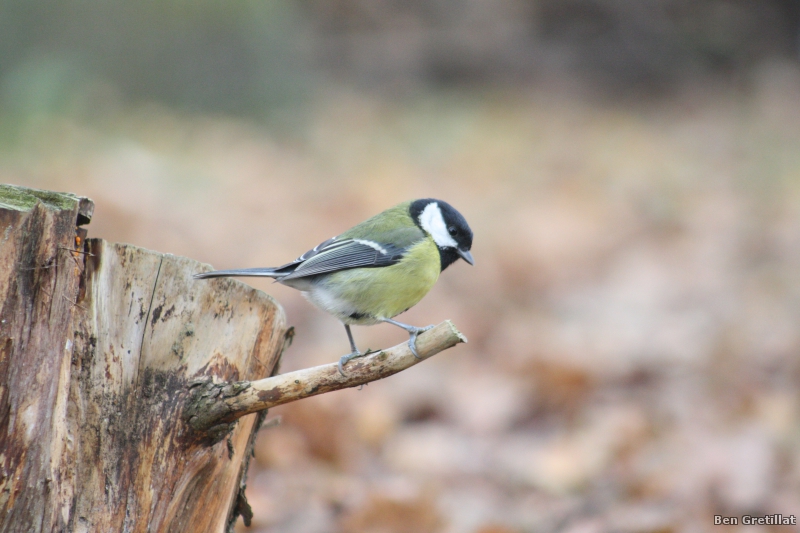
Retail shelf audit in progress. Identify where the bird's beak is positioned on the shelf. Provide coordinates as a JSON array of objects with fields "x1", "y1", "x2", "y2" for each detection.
[{"x1": 457, "y1": 249, "x2": 474, "y2": 265}]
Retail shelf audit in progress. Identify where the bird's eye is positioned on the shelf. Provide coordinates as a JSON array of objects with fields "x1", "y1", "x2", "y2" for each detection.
[{"x1": 448, "y1": 226, "x2": 457, "y2": 236}]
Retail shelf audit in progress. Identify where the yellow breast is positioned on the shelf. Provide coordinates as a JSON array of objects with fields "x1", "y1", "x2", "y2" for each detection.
[{"x1": 315, "y1": 237, "x2": 440, "y2": 324}]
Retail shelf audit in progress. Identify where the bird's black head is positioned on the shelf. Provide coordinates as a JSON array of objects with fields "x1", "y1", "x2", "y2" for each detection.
[{"x1": 410, "y1": 198, "x2": 474, "y2": 271}]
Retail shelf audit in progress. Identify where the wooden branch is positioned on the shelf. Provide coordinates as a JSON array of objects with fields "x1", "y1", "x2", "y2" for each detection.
[{"x1": 185, "y1": 320, "x2": 467, "y2": 434}]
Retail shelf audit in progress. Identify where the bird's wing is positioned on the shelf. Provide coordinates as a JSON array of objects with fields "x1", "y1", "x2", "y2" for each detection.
[{"x1": 278, "y1": 238, "x2": 405, "y2": 280}]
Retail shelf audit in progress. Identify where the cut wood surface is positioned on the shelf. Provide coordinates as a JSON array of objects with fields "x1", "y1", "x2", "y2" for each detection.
[{"x1": 0, "y1": 185, "x2": 286, "y2": 533}]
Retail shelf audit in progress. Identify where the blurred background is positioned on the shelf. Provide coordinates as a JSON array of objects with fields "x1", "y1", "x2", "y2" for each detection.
[{"x1": 3, "y1": 1, "x2": 800, "y2": 531}]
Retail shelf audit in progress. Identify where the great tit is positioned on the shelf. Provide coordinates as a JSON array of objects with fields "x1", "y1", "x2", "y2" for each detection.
[{"x1": 194, "y1": 198, "x2": 474, "y2": 374}]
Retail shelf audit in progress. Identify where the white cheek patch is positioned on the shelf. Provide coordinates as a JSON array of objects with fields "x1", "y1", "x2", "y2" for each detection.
[{"x1": 419, "y1": 202, "x2": 458, "y2": 248}]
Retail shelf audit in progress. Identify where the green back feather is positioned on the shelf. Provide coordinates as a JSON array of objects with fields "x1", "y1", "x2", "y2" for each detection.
[{"x1": 339, "y1": 201, "x2": 424, "y2": 248}]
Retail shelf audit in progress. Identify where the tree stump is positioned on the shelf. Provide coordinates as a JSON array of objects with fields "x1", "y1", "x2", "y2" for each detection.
[{"x1": 0, "y1": 185, "x2": 287, "y2": 532}]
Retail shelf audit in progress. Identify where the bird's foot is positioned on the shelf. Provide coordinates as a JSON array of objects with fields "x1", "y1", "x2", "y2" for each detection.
[
  {"x1": 407, "y1": 324, "x2": 435, "y2": 359},
  {"x1": 338, "y1": 349, "x2": 371, "y2": 376}
]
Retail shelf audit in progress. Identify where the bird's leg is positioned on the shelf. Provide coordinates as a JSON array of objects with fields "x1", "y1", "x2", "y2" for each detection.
[
  {"x1": 338, "y1": 324, "x2": 365, "y2": 376},
  {"x1": 380, "y1": 318, "x2": 435, "y2": 359}
]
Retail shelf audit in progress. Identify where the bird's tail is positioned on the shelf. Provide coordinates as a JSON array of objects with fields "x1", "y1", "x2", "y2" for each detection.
[{"x1": 193, "y1": 268, "x2": 282, "y2": 280}]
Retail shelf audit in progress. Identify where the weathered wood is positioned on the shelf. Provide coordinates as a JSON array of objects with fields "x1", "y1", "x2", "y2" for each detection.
[
  {"x1": 0, "y1": 185, "x2": 91, "y2": 533},
  {"x1": 185, "y1": 321, "x2": 467, "y2": 433},
  {"x1": 0, "y1": 185, "x2": 286, "y2": 533}
]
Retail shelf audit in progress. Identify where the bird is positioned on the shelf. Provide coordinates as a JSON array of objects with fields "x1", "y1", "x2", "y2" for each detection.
[{"x1": 194, "y1": 198, "x2": 474, "y2": 375}]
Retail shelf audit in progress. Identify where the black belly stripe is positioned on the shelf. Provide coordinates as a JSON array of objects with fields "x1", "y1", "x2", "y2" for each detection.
[{"x1": 349, "y1": 311, "x2": 368, "y2": 320}]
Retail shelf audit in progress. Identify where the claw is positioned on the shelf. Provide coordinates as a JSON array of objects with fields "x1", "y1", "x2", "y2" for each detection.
[
  {"x1": 406, "y1": 325, "x2": 435, "y2": 359},
  {"x1": 379, "y1": 318, "x2": 435, "y2": 360},
  {"x1": 408, "y1": 334, "x2": 421, "y2": 359},
  {"x1": 338, "y1": 351, "x2": 364, "y2": 377},
  {"x1": 407, "y1": 325, "x2": 434, "y2": 359},
  {"x1": 339, "y1": 324, "x2": 367, "y2": 376}
]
